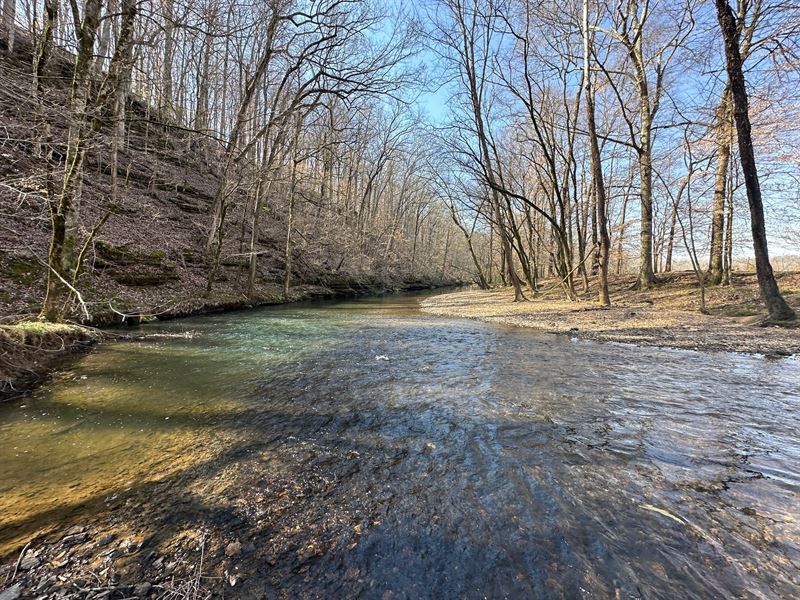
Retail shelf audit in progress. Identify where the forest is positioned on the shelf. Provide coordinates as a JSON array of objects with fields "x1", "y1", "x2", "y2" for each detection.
[
  {"x1": 1, "y1": 0, "x2": 800, "y2": 598},
  {"x1": 0, "y1": 0, "x2": 798, "y2": 327}
]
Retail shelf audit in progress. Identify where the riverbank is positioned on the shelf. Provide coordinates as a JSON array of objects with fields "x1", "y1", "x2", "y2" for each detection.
[
  {"x1": 0, "y1": 322, "x2": 101, "y2": 402},
  {"x1": 420, "y1": 272, "x2": 800, "y2": 356},
  {"x1": 0, "y1": 280, "x2": 459, "y2": 401}
]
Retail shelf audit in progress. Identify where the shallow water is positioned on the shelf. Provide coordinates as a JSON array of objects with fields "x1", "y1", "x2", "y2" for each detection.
[{"x1": 1, "y1": 293, "x2": 799, "y2": 597}]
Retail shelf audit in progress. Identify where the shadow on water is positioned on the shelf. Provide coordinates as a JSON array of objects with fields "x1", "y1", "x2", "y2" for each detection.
[{"x1": 1, "y1": 292, "x2": 799, "y2": 597}]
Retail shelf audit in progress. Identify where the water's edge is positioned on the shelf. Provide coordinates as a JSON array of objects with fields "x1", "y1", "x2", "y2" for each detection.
[{"x1": 1, "y1": 283, "x2": 462, "y2": 403}]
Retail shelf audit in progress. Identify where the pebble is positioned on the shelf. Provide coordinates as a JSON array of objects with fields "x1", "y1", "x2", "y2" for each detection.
[
  {"x1": 96, "y1": 534, "x2": 115, "y2": 547},
  {"x1": 225, "y1": 541, "x2": 242, "y2": 557},
  {"x1": 133, "y1": 582, "x2": 152, "y2": 597},
  {"x1": 62, "y1": 533, "x2": 88, "y2": 547},
  {"x1": 242, "y1": 542, "x2": 256, "y2": 555},
  {"x1": 0, "y1": 584, "x2": 21, "y2": 600},
  {"x1": 64, "y1": 526, "x2": 85, "y2": 537},
  {"x1": 19, "y1": 555, "x2": 41, "y2": 570},
  {"x1": 121, "y1": 536, "x2": 145, "y2": 553}
]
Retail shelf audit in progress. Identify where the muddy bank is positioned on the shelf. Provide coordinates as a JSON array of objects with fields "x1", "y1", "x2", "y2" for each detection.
[
  {"x1": 0, "y1": 323, "x2": 101, "y2": 402},
  {"x1": 141, "y1": 278, "x2": 459, "y2": 325},
  {"x1": 420, "y1": 278, "x2": 800, "y2": 356}
]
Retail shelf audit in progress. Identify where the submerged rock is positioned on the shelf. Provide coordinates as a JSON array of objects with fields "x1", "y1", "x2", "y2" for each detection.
[
  {"x1": 0, "y1": 585, "x2": 21, "y2": 600},
  {"x1": 225, "y1": 541, "x2": 242, "y2": 557},
  {"x1": 19, "y1": 554, "x2": 40, "y2": 570},
  {"x1": 133, "y1": 582, "x2": 152, "y2": 597}
]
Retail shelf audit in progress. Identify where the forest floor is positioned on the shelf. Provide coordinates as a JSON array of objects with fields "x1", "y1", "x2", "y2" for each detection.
[{"x1": 421, "y1": 271, "x2": 800, "y2": 356}]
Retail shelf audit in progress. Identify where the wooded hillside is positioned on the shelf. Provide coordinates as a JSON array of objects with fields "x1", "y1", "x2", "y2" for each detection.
[
  {"x1": 1, "y1": 0, "x2": 799, "y2": 325},
  {"x1": 0, "y1": 7, "x2": 467, "y2": 325}
]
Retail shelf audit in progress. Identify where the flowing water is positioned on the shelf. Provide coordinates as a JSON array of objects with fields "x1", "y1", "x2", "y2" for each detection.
[{"x1": 1, "y1": 293, "x2": 799, "y2": 598}]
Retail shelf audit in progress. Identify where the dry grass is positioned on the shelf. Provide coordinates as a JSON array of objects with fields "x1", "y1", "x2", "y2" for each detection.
[
  {"x1": 0, "y1": 321, "x2": 99, "y2": 400},
  {"x1": 421, "y1": 271, "x2": 800, "y2": 355}
]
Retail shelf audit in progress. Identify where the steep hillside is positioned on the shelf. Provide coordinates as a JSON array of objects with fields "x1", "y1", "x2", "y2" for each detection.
[{"x1": 0, "y1": 38, "x2": 458, "y2": 326}]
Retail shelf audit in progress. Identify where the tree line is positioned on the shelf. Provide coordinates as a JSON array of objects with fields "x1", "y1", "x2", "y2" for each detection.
[
  {"x1": 1, "y1": 0, "x2": 472, "y2": 322},
  {"x1": 1, "y1": 0, "x2": 798, "y2": 322},
  {"x1": 424, "y1": 0, "x2": 798, "y2": 320}
]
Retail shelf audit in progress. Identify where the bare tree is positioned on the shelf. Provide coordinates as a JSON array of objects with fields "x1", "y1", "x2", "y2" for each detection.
[{"x1": 715, "y1": 0, "x2": 795, "y2": 321}]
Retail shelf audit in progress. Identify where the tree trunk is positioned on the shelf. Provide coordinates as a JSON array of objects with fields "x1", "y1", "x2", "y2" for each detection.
[
  {"x1": 194, "y1": 25, "x2": 213, "y2": 132},
  {"x1": 723, "y1": 155, "x2": 734, "y2": 286},
  {"x1": 708, "y1": 86, "x2": 732, "y2": 284},
  {"x1": 715, "y1": 0, "x2": 794, "y2": 321},
  {"x1": 161, "y1": 0, "x2": 175, "y2": 118},
  {"x1": 637, "y1": 144, "x2": 655, "y2": 287},
  {"x1": 283, "y1": 126, "x2": 301, "y2": 300},
  {"x1": 628, "y1": 5, "x2": 656, "y2": 289},
  {"x1": 3, "y1": 0, "x2": 16, "y2": 53},
  {"x1": 41, "y1": 0, "x2": 103, "y2": 321},
  {"x1": 664, "y1": 198, "x2": 678, "y2": 273},
  {"x1": 583, "y1": 0, "x2": 610, "y2": 305},
  {"x1": 95, "y1": 0, "x2": 114, "y2": 72}
]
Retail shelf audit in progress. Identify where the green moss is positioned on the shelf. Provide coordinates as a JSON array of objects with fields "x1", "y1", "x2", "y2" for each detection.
[
  {"x1": 110, "y1": 269, "x2": 179, "y2": 287},
  {"x1": 6, "y1": 259, "x2": 43, "y2": 284},
  {"x1": 96, "y1": 241, "x2": 166, "y2": 266},
  {"x1": 3, "y1": 321, "x2": 85, "y2": 335}
]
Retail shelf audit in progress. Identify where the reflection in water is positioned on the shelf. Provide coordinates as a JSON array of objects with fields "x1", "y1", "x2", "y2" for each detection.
[{"x1": 1, "y1": 293, "x2": 799, "y2": 597}]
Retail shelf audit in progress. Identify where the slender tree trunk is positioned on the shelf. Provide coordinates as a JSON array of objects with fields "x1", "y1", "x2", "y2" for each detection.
[
  {"x1": 247, "y1": 178, "x2": 272, "y2": 299},
  {"x1": 615, "y1": 197, "x2": 628, "y2": 276},
  {"x1": 194, "y1": 25, "x2": 213, "y2": 132},
  {"x1": 487, "y1": 224, "x2": 494, "y2": 285},
  {"x1": 95, "y1": 0, "x2": 114, "y2": 72},
  {"x1": 33, "y1": 0, "x2": 57, "y2": 163},
  {"x1": 33, "y1": 0, "x2": 56, "y2": 95},
  {"x1": 410, "y1": 209, "x2": 421, "y2": 279},
  {"x1": 109, "y1": 0, "x2": 134, "y2": 210},
  {"x1": 583, "y1": 0, "x2": 610, "y2": 305},
  {"x1": 441, "y1": 228, "x2": 450, "y2": 280},
  {"x1": 708, "y1": 86, "x2": 732, "y2": 284},
  {"x1": 664, "y1": 199, "x2": 678, "y2": 273},
  {"x1": 3, "y1": 0, "x2": 16, "y2": 53},
  {"x1": 723, "y1": 153, "x2": 734, "y2": 286},
  {"x1": 716, "y1": 0, "x2": 794, "y2": 321},
  {"x1": 161, "y1": 0, "x2": 175, "y2": 118},
  {"x1": 283, "y1": 123, "x2": 302, "y2": 300}
]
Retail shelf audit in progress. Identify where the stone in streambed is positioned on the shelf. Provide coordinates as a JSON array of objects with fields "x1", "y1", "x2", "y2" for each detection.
[
  {"x1": 225, "y1": 541, "x2": 242, "y2": 557},
  {"x1": 0, "y1": 584, "x2": 21, "y2": 600},
  {"x1": 242, "y1": 542, "x2": 256, "y2": 555},
  {"x1": 62, "y1": 532, "x2": 88, "y2": 547},
  {"x1": 133, "y1": 582, "x2": 152, "y2": 597},
  {"x1": 19, "y1": 555, "x2": 40, "y2": 570}
]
